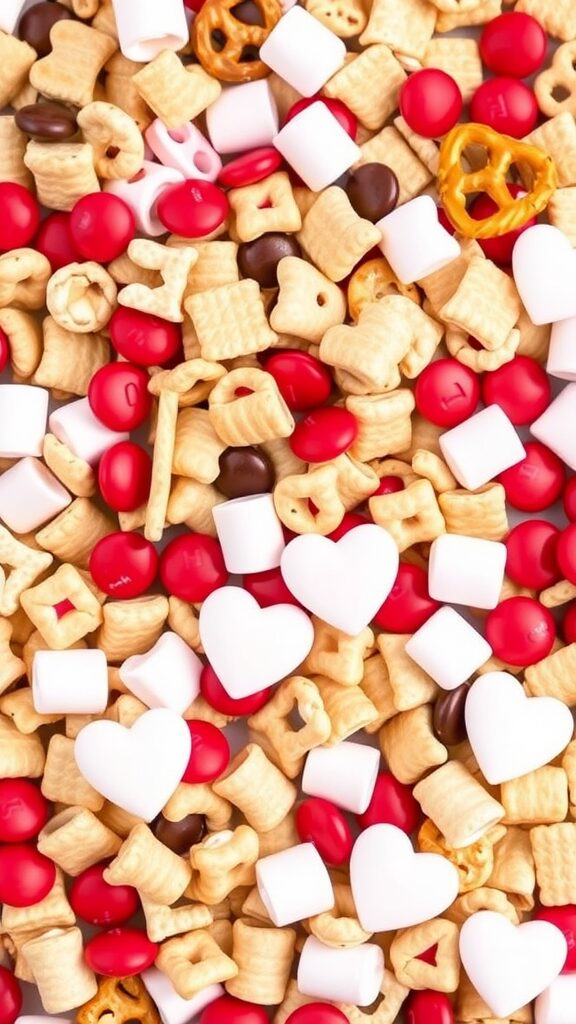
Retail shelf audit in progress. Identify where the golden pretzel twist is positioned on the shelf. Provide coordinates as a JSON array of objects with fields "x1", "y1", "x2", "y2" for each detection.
[
  {"x1": 76, "y1": 976, "x2": 161, "y2": 1024},
  {"x1": 437, "y1": 122, "x2": 557, "y2": 239},
  {"x1": 192, "y1": 0, "x2": 282, "y2": 82},
  {"x1": 535, "y1": 41, "x2": 576, "y2": 118}
]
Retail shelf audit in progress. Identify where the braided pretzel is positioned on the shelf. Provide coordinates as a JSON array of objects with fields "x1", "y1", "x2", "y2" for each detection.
[
  {"x1": 192, "y1": 0, "x2": 282, "y2": 82},
  {"x1": 438, "y1": 122, "x2": 557, "y2": 239},
  {"x1": 76, "y1": 976, "x2": 160, "y2": 1024}
]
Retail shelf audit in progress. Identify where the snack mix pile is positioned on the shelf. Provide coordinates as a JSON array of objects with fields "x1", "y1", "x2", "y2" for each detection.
[{"x1": 5, "y1": 0, "x2": 576, "y2": 1022}]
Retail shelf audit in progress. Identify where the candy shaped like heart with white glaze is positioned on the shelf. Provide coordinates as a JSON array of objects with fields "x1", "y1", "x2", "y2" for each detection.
[
  {"x1": 350, "y1": 824, "x2": 459, "y2": 932},
  {"x1": 74, "y1": 708, "x2": 191, "y2": 821},
  {"x1": 199, "y1": 586, "x2": 314, "y2": 698},
  {"x1": 512, "y1": 224, "x2": 576, "y2": 326},
  {"x1": 460, "y1": 911, "x2": 567, "y2": 1019},
  {"x1": 280, "y1": 524, "x2": 399, "y2": 635},
  {"x1": 465, "y1": 672, "x2": 574, "y2": 785}
]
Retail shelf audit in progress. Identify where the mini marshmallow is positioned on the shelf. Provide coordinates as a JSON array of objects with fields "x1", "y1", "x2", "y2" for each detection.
[
  {"x1": 260, "y1": 7, "x2": 346, "y2": 97},
  {"x1": 273, "y1": 103, "x2": 361, "y2": 193},
  {"x1": 105, "y1": 161, "x2": 185, "y2": 237},
  {"x1": 405, "y1": 607, "x2": 492, "y2": 691},
  {"x1": 145, "y1": 120, "x2": 222, "y2": 182},
  {"x1": 439, "y1": 405, "x2": 526, "y2": 491},
  {"x1": 547, "y1": 318, "x2": 576, "y2": 382},
  {"x1": 376, "y1": 196, "x2": 461, "y2": 284},
  {"x1": 212, "y1": 493, "x2": 285, "y2": 574},
  {"x1": 302, "y1": 741, "x2": 380, "y2": 814},
  {"x1": 531, "y1": 383, "x2": 576, "y2": 471},
  {"x1": 0, "y1": 0, "x2": 27, "y2": 34},
  {"x1": 535, "y1": 974, "x2": 576, "y2": 1024},
  {"x1": 16, "y1": 1019, "x2": 72, "y2": 1024},
  {"x1": 206, "y1": 81, "x2": 279, "y2": 156},
  {"x1": 119, "y1": 631, "x2": 202, "y2": 715},
  {"x1": 0, "y1": 385, "x2": 48, "y2": 459},
  {"x1": 111, "y1": 0, "x2": 189, "y2": 61},
  {"x1": 297, "y1": 936, "x2": 385, "y2": 1006},
  {"x1": 429, "y1": 533, "x2": 507, "y2": 610},
  {"x1": 49, "y1": 398, "x2": 128, "y2": 467},
  {"x1": 256, "y1": 842, "x2": 334, "y2": 926},
  {"x1": 141, "y1": 969, "x2": 224, "y2": 1024},
  {"x1": 33, "y1": 649, "x2": 108, "y2": 715},
  {"x1": 0, "y1": 458, "x2": 71, "y2": 534}
]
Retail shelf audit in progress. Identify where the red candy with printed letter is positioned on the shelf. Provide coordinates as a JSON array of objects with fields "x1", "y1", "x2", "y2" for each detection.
[
  {"x1": 0, "y1": 844, "x2": 56, "y2": 907},
  {"x1": 0, "y1": 779, "x2": 48, "y2": 842},
  {"x1": 160, "y1": 533, "x2": 227, "y2": 602},
  {"x1": 183, "y1": 721, "x2": 231, "y2": 783},
  {"x1": 156, "y1": 179, "x2": 229, "y2": 237},
  {"x1": 89, "y1": 531, "x2": 158, "y2": 599},
  {"x1": 84, "y1": 928, "x2": 158, "y2": 976},
  {"x1": 70, "y1": 863, "x2": 139, "y2": 926},
  {"x1": 485, "y1": 596, "x2": 557, "y2": 667},
  {"x1": 88, "y1": 363, "x2": 152, "y2": 432},
  {"x1": 296, "y1": 797, "x2": 354, "y2": 865},
  {"x1": 399, "y1": 69, "x2": 462, "y2": 138},
  {"x1": 415, "y1": 358, "x2": 480, "y2": 428},
  {"x1": 497, "y1": 441, "x2": 565, "y2": 512},
  {"x1": 470, "y1": 78, "x2": 538, "y2": 137},
  {"x1": 109, "y1": 306, "x2": 182, "y2": 367}
]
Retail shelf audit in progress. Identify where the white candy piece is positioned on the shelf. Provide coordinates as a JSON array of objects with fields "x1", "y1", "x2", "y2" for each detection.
[
  {"x1": 119, "y1": 631, "x2": 202, "y2": 715},
  {"x1": 206, "y1": 80, "x2": 279, "y2": 156},
  {"x1": 405, "y1": 607, "x2": 492, "y2": 691},
  {"x1": 273, "y1": 102, "x2": 361, "y2": 193},
  {"x1": 376, "y1": 196, "x2": 461, "y2": 284},
  {"x1": 15, "y1": 1019, "x2": 72, "y2": 1024},
  {"x1": 49, "y1": 397, "x2": 128, "y2": 466},
  {"x1": 535, "y1": 974, "x2": 576, "y2": 1024},
  {"x1": 439, "y1": 404, "x2": 525, "y2": 491},
  {"x1": 547, "y1": 318, "x2": 576, "y2": 382},
  {"x1": 260, "y1": 6, "x2": 346, "y2": 96},
  {"x1": 212, "y1": 493, "x2": 285, "y2": 574},
  {"x1": 428, "y1": 533, "x2": 507, "y2": 610},
  {"x1": 0, "y1": 0, "x2": 27, "y2": 33},
  {"x1": 297, "y1": 937, "x2": 385, "y2": 1007},
  {"x1": 531, "y1": 383, "x2": 576, "y2": 471},
  {"x1": 302, "y1": 741, "x2": 380, "y2": 814},
  {"x1": 111, "y1": 0, "x2": 189, "y2": 61},
  {"x1": 141, "y1": 969, "x2": 224, "y2": 1024},
  {"x1": 512, "y1": 224, "x2": 576, "y2": 326},
  {"x1": 145, "y1": 120, "x2": 222, "y2": 182},
  {"x1": 0, "y1": 384, "x2": 48, "y2": 459},
  {"x1": 33, "y1": 649, "x2": 108, "y2": 715},
  {"x1": 105, "y1": 162, "x2": 185, "y2": 237},
  {"x1": 256, "y1": 842, "x2": 334, "y2": 926},
  {"x1": 0, "y1": 457, "x2": 71, "y2": 534}
]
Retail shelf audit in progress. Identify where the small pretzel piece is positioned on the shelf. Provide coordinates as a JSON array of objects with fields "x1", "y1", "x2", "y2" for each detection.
[
  {"x1": 192, "y1": 0, "x2": 282, "y2": 82},
  {"x1": 77, "y1": 976, "x2": 160, "y2": 1024}
]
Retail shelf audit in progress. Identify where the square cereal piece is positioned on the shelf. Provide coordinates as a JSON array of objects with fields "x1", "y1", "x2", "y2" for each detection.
[
  {"x1": 530, "y1": 822, "x2": 576, "y2": 905},
  {"x1": 393, "y1": 115, "x2": 440, "y2": 175},
  {"x1": 41, "y1": 734, "x2": 104, "y2": 811},
  {"x1": 297, "y1": 187, "x2": 382, "y2": 282},
  {"x1": 228, "y1": 172, "x2": 301, "y2": 243},
  {"x1": 323, "y1": 45, "x2": 406, "y2": 131},
  {"x1": 422, "y1": 37, "x2": 483, "y2": 103},
  {"x1": 0, "y1": 524, "x2": 53, "y2": 618},
  {"x1": 29, "y1": 20, "x2": 116, "y2": 109},
  {"x1": 0, "y1": 32, "x2": 36, "y2": 108},
  {"x1": 355, "y1": 126, "x2": 432, "y2": 204},
  {"x1": 185, "y1": 279, "x2": 277, "y2": 361},
  {"x1": 20, "y1": 563, "x2": 103, "y2": 651},
  {"x1": 33, "y1": 318, "x2": 110, "y2": 396},
  {"x1": 24, "y1": 142, "x2": 100, "y2": 212},
  {"x1": 359, "y1": 0, "x2": 437, "y2": 59},
  {"x1": 524, "y1": 113, "x2": 576, "y2": 188},
  {"x1": 169, "y1": 240, "x2": 239, "y2": 297},
  {"x1": 439, "y1": 257, "x2": 521, "y2": 351},
  {"x1": 0, "y1": 115, "x2": 33, "y2": 190},
  {"x1": 548, "y1": 187, "x2": 576, "y2": 245},
  {"x1": 377, "y1": 633, "x2": 438, "y2": 711},
  {"x1": 419, "y1": 238, "x2": 485, "y2": 315},
  {"x1": 516, "y1": 0, "x2": 576, "y2": 40},
  {"x1": 436, "y1": 0, "x2": 502, "y2": 31},
  {"x1": 133, "y1": 52, "x2": 221, "y2": 128}
]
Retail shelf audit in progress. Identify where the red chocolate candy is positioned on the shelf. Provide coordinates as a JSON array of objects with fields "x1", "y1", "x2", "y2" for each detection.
[
  {"x1": 556, "y1": 523, "x2": 576, "y2": 586},
  {"x1": 0, "y1": 844, "x2": 56, "y2": 907},
  {"x1": 70, "y1": 863, "x2": 139, "y2": 926},
  {"x1": 0, "y1": 182, "x2": 41, "y2": 250},
  {"x1": 265, "y1": 351, "x2": 332, "y2": 411},
  {"x1": 357, "y1": 772, "x2": 420, "y2": 834},
  {"x1": 290, "y1": 407, "x2": 358, "y2": 462},
  {"x1": 469, "y1": 184, "x2": 536, "y2": 264},
  {"x1": 182, "y1": 720, "x2": 231, "y2": 783},
  {"x1": 399, "y1": 69, "x2": 462, "y2": 139},
  {"x1": 201, "y1": 995, "x2": 269, "y2": 1024},
  {"x1": 285, "y1": 1007, "x2": 349, "y2": 1024},
  {"x1": 328, "y1": 511, "x2": 370, "y2": 541},
  {"x1": 0, "y1": 966, "x2": 22, "y2": 1024},
  {"x1": 160, "y1": 533, "x2": 227, "y2": 602},
  {"x1": 157, "y1": 179, "x2": 229, "y2": 237},
  {"x1": 480, "y1": 12, "x2": 547, "y2": 78},
  {"x1": 564, "y1": 602, "x2": 576, "y2": 645},
  {"x1": 405, "y1": 990, "x2": 454, "y2": 1024},
  {"x1": 296, "y1": 797, "x2": 354, "y2": 865},
  {"x1": 0, "y1": 779, "x2": 48, "y2": 842},
  {"x1": 84, "y1": 928, "x2": 158, "y2": 976},
  {"x1": 485, "y1": 596, "x2": 557, "y2": 667},
  {"x1": 470, "y1": 78, "x2": 538, "y2": 138},
  {"x1": 505, "y1": 520, "x2": 561, "y2": 591},
  {"x1": 109, "y1": 307, "x2": 182, "y2": 367},
  {"x1": 497, "y1": 441, "x2": 565, "y2": 512},
  {"x1": 218, "y1": 148, "x2": 283, "y2": 188},
  {"x1": 243, "y1": 566, "x2": 302, "y2": 607},
  {"x1": 200, "y1": 664, "x2": 272, "y2": 717},
  {"x1": 374, "y1": 563, "x2": 440, "y2": 633},
  {"x1": 415, "y1": 358, "x2": 480, "y2": 428},
  {"x1": 89, "y1": 531, "x2": 158, "y2": 599},
  {"x1": 70, "y1": 193, "x2": 135, "y2": 263},
  {"x1": 0, "y1": 329, "x2": 9, "y2": 374},
  {"x1": 34, "y1": 210, "x2": 81, "y2": 270},
  {"x1": 88, "y1": 362, "x2": 152, "y2": 432},
  {"x1": 564, "y1": 477, "x2": 576, "y2": 522},
  {"x1": 371, "y1": 476, "x2": 405, "y2": 497},
  {"x1": 534, "y1": 906, "x2": 576, "y2": 972},
  {"x1": 98, "y1": 441, "x2": 153, "y2": 513},
  {"x1": 481, "y1": 355, "x2": 550, "y2": 424},
  {"x1": 284, "y1": 96, "x2": 357, "y2": 139}
]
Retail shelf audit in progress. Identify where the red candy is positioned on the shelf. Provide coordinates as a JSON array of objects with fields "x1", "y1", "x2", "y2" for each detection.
[
  {"x1": 357, "y1": 772, "x2": 420, "y2": 834},
  {"x1": 0, "y1": 779, "x2": 48, "y2": 842},
  {"x1": 84, "y1": 928, "x2": 158, "y2": 977},
  {"x1": 0, "y1": 182, "x2": 41, "y2": 250},
  {"x1": 534, "y1": 906, "x2": 576, "y2": 973},
  {"x1": 290, "y1": 407, "x2": 358, "y2": 462},
  {"x1": 109, "y1": 307, "x2": 182, "y2": 367},
  {"x1": 480, "y1": 12, "x2": 547, "y2": 78},
  {"x1": 374, "y1": 563, "x2": 440, "y2": 633},
  {"x1": 399, "y1": 69, "x2": 462, "y2": 139},
  {"x1": 70, "y1": 863, "x2": 139, "y2": 926},
  {"x1": 470, "y1": 78, "x2": 538, "y2": 138},
  {"x1": 328, "y1": 511, "x2": 370, "y2": 541},
  {"x1": 243, "y1": 566, "x2": 302, "y2": 607},
  {"x1": 286, "y1": 1008, "x2": 349, "y2": 1024},
  {"x1": 70, "y1": 193, "x2": 135, "y2": 263},
  {"x1": 89, "y1": 531, "x2": 158, "y2": 599},
  {"x1": 0, "y1": 329, "x2": 9, "y2": 374},
  {"x1": 564, "y1": 603, "x2": 576, "y2": 645},
  {"x1": 285, "y1": 96, "x2": 357, "y2": 139},
  {"x1": 98, "y1": 441, "x2": 153, "y2": 512},
  {"x1": 34, "y1": 210, "x2": 81, "y2": 270},
  {"x1": 201, "y1": 996, "x2": 269, "y2": 1024},
  {"x1": 414, "y1": 358, "x2": 480, "y2": 428},
  {"x1": 183, "y1": 720, "x2": 231, "y2": 783},
  {"x1": 160, "y1": 533, "x2": 227, "y2": 602},
  {"x1": 485, "y1": 596, "x2": 557, "y2": 667},
  {"x1": 0, "y1": 844, "x2": 56, "y2": 907},
  {"x1": 405, "y1": 990, "x2": 454, "y2": 1024},
  {"x1": 556, "y1": 524, "x2": 576, "y2": 586},
  {"x1": 156, "y1": 179, "x2": 229, "y2": 237},
  {"x1": 469, "y1": 185, "x2": 536, "y2": 264},
  {"x1": 218, "y1": 148, "x2": 283, "y2": 188},
  {"x1": 88, "y1": 362, "x2": 152, "y2": 432},
  {"x1": 265, "y1": 351, "x2": 332, "y2": 411},
  {"x1": 295, "y1": 797, "x2": 354, "y2": 865},
  {"x1": 505, "y1": 520, "x2": 561, "y2": 591},
  {"x1": 200, "y1": 664, "x2": 272, "y2": 717},
  {"x1": 370, "y1": 476, "x2": 405, "y2": 497},
  {"x1": 0, "y1": 966, "x2": 22, "y2": 1024},
  {"x1": 497, "y1": 441, "x2": 565, "y2": 512},
  {"x1": 482, "y1": 356, "x2": 550, "y2": 424},
  {"x1": 564, "y1": 477, "x2": 576, "y2": 522}
]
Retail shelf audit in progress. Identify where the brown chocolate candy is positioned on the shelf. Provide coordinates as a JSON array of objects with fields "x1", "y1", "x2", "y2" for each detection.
[
  {"x1": 15, "y1": 102, "x2": 78, "y2": 142},
  {"x1": 216, "y1": 445, "x2": 275, "y2": 498},
  {"x1": 238, "y1": 233, "x2": 301, "y2": 289},
  {"x1": 153, "y1": 813, "x2": 206, "y2": 854},
  {"x1": 19, "y1": 2, "x2": 75, "y2": 57},
  {"x1": 345, "y1": 163, "x2": 399, "y2": 223},
  {"x1": 433, "y1": 682, "x2": 470, "y2": 747}
]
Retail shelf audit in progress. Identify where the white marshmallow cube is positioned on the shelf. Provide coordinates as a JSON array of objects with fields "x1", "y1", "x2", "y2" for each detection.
[
  {"x1": 376, "y1": 196, "x2": 461, "y2": 284},
  {"x1": 531, "y1": 383, "x2": 576, "y2": 471},
  {"x1": 439, "y1": 404, "x2": 526, "y2": 491},
  {"x1": 33, "y1": 649, "x2": 108, "y2": 715},
  {"x1": 49, "y1": 398, "x2": 129, "y2": 467},
  {"x1": 206, "y1": 81, "x2": 279, "y2": 156},
  {"x1": 298, "y1": 936, "x2": 385, "y2": 1006},
  {"x1": 273, "y1": 102, "x2": 361, "y2": 192},
  {"x1": 0, "y1": 458, "x2": 71, "y2": 534},
  {"x1": 141, "y1": 969, "x2": 224, "y2": 1024},
  {"x1": 119, "y1": 632, "x2": 202, "y2": 715},
  {"x1": 535, "y1": 974, "x2": 576, "y2": 1024},
  {"x1": 405, "y1": 607, "x2": 492, "y2": 691},
  {"x1": 105, "y1": 162, "x2": 184, "y2": 237},
  {"x1": 429, "y1": 534, "x2": 507, "y2": 610},
  {"x1": 0, "y1": 385, "x2": 48, "y2": 458},
  {"x1": 111, "y1": 0, "x2": 189, "y2": 61},
  {"x1": 256, "y1": 842, "x2": 334, "y2": 926},
  {"x1": 145, "y1": 120, "x2": 222, "y2": 182},
  {"x1": 0, "y1": 0, "x2": 27, "y2": 33},
  {"x1": 302, "y1": 741, "x2": 380, "y2": 814},
  {"x1": 547, "y1": 318, "x2": 576, "y2": 382},
  {"x1": 212, "y1": 493, "x2": 285, "y2": 574},
  {"x1": 16, "y1": 1019, "x2": 72, "y2": 1024},
  {"x1": 260, "y1": 7, "x2": 345, "y2": 97}
]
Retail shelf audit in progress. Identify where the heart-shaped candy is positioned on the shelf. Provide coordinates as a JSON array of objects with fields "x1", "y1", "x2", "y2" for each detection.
[
  {"x1": 199, "y1": 586, "x2": 314, "y2": 698},
  {"x1": 74, "y1": 708, "x2": 191, "y2": 821},
  {"x1": 512, "y1": 225, "x2": 576, "y2": 326},
  {"x1": 350, "y1": 824, "x2": 459, "y2": 932},
  {"x1": 460, "y1": 911, "x2": 567, "y2": 1018},
  {"x1": 280, "y1": 524, "x2": 399, "y2": 635},
  {"x1": 465, "y1": 672, "x2": 574, "y2": 785}
]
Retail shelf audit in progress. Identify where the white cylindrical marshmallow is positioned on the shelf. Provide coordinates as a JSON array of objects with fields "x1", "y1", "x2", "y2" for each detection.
[
  {"x1": 297, "y1": 936, "x2": 385, "y2": 1006},
  {"x1": 206, "y1": 81, "x2": 279, "y2": 156},
  {"x1": 49, "y1": 398, "x2": 129, "y2": 466},
  {"x1": 105, "y1": 161, "x2": 184, "y2": 236},
  {"x1": 439, "y1": 404, "x2": 526, "y2": 491},
  {"x1": 212, "y1": 493, "x2": 285, "y2": 574},
  {"x1": 145, "y1": 120, "x2": 222, "y2": 181},
  {"x1": 376, "y1": 196, "x2": 461, "y2": 284},
  {"x1": 111, "y1": 0, "x2": 189, "y2": 61},
  {"x1": 512, "y1": 224, "x2": 576, "y2": 326},
  {"x1": 547, "y1": 318, "x2": 576, "y2": 382},
  {"x1": 535, "y1": 974, "x2": 576, "y2": 1024},
  {"x1": 16, "y1": 1019, "x2": 72, "y2": 1024},
  {"x1": 256, "y1": 842, "x2": 334, "y2": 926},
  {"x1": 273, "y1": 102, "x2": 361, "y2": 192},
  {"x1": 141, "y1": 969, "x2": 224, "y2": 1024},
  {"x1": 0, "y1": 0, "x2": 27, "y2": 33},
  {"x1": 531, "y1": 383, "x2": 576, "y2": 471},
  {"x1": 0, "y1": 457, "x2": 71, "y2": 534},
  {"x1": 0, "y1": 385, "x2": 48, "y2": 458},
  {"x1": 119, "y1": 632, "x2": 202, "y2": 714},
  {"x1": 33, "y1": 649, "x2": 109, "y2": 715},
  {"x1": 260, "y1": 6, "x2": 346, "y2": 97},
  {"x1": 405, "y1": 607, "x2": 492, "y2": 691},
  {"x1": 428, "y1": 533, "x2": 507, "y2": 611},
  {"x1": 302, "y1": 741, "x2": 380, "y2": 814}
]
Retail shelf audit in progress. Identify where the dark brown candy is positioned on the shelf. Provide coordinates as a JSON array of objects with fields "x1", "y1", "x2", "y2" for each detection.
[
  {"x1": 15, "y1": 102, "x2": 78, "y2": 142},
  {"x1": 345, "y1": 163, "x2": 399, "y2": 223},
  {"x1": 433, "y1": 682, "x2": 470, "y2": 747},
  {"x1": 153, "y1": 813, "x2": 206, "y2": 854},
  {"x1": 237, "y1": 232, "x2": 301, "y2": 289},
  {"x1": 216, "y1": 445, "x2": 276, "y2": 498},
  {"x1": 19, "y1": 2, "x2": 75, "y2": 57}
]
